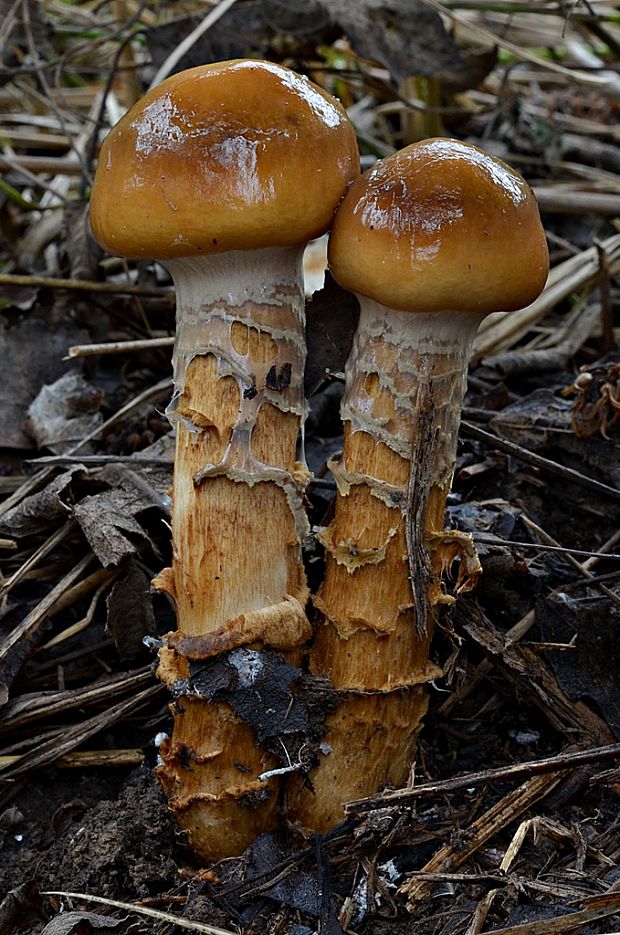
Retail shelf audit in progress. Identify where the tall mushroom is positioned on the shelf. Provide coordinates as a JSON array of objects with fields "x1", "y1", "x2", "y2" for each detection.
[
  {"x1": 90, "y1": 59, "x2": 359, "y2": 860},
  {"x1": 288, "y1": 137, "x2": 549, "y2": 832}
]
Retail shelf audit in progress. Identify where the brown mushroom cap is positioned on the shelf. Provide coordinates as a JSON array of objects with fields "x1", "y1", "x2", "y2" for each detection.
[
  {"x1": 90, "y1": 60, "x2": 359, "y2": 260},
  {"x1": 328, "y1": 138, "x2": 549, "y2": 314}
]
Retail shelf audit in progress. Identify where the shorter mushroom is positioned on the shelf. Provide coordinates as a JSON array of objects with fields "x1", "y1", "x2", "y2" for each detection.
[{"x1": 289, "y1": 137, "x2": 549, "y2": 832}]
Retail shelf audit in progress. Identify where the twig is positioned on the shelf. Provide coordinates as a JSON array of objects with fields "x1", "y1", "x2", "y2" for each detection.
[
  {"x1": 0, "y1": 684, "x2": 160, "y2": 780},
  {"x1": 0, "y1": 666, "x2": 155, "y2": 732},
  {"x1": 418, "y1": 0, "x2": 615, "y2": 87},
  {"x1": 0, "y1": 272, "x2": 170, "y2": 297},
  {"x1": 28, "y1": 455, "x2": 172, "y2": 467},
  {"x1": 473, "y1": 534, "x2": 620, "y2": 562},
  {"x1": 0, "y1": 520, "x2": 77, "y2": 601},
  {"x1": 84, "y1": 9, "x2": 149, "y2": 186},
  {"x1": 45, "y1": 566, "x2": 118, "y2": 620},
  {"x1": 148, "y1": 0, "x2": 240, "y2": 88},
  {"x1": 0, "y1": 177, "x2": 51, "y2": 211},
  {"x1": 39, "y1": 574, "x2": 115, "y2": 650},
  {"x1": 456, "y1": 600, "x2": 613, "y2": 743},
  {"x1": 400, "y1": 772, "x2": 564, "y2": 906},
  {"x1": 466, "y1": 816, "x2": 612, "y2": 935},
  {"x1": 0, "y1": 378, "x2": 172, "y2": 521},
  {"x1": 67, "y1": 336, "x2": 174, "y2": 358},
  {"x1": 473, "y1": 234, "x2": 620, "y2": 357},
  {"x1": 478, "y1": 899, "x2": 620, "y2": 935},
  {"x1": 460, "y1": 421, "x2": 620, "y2": 502},
  {"x1": 0, "y1": 749, "x2": 143, "y2": 768},
  {"x1": 533, "y1": 189, "x2": 620, "y2": 216},
  {"x1": 0, "y1": 553, "x2": 94, "y2": 704},
  {"x1": 596, "y1": 239, "x2": 616, "y2": 352},
  {"x1": 42, "y1": 891, "x2": 236, "y2": 935},
  {"x1": 0, "y1": 154, "x2": 84, "y2": 175},
  {"x1": 438, "y1": 527, "x2": 620, "y2": 717},
  {"x1": 347, "y1": 742, "x2": 620, "y2": 813},
  {"x1": 521, "y1": 515, "x2": 620, "y2": 609}
]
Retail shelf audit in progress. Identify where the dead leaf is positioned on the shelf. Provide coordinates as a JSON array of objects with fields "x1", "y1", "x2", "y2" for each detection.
[
  {"x1": 305, "y1": 273, "x2": 357, "y2": 393},
  {"x1": 41, "y1": 910, "x2": 126, "y2": 934},
  {"x1": 0, "y1": 881, "x2": 42, "y2": 935},
  {"x1": 0, "y1": 283, "x2": 38, "y2": 311},
  {"x1": 0, "y1": 805, "x2": 23, "y2": 844},
  {"x1": 106, "y1": 560, "x2": 155, "y2": 660},
  {"x1": 60, "y1": 200, "x2": 101, "y2": 284},
  {"x1": 263, "y1": 0, "x2": 334, "y2": 37},
  {"x1": 538, "y1": 595, "x2": 620, "y2": 739},
  {"x1": 0, "y1": 315, "x2": 90, "y2": 448},
  {"x1": 219, "y1": 833, "x2": 343, "y2": 932},
  {"x1": 27, "y1": 372, "x2": 103, "y2": 454},
  {"x1": 0, "y1": 467, "x2": 79, "y2": 536},
  {"x1": 326, "y1": 0, "x2": 462, "y2": 81},
  {"x1": 490, "y1": 387, "x2": 620, "y2": 489},
  {"x1": 73, "y1": 465, "x2": 164, "y2": 568},
  {"x1": 145, "y1": 1, "x2": 270, "y2": 73}
]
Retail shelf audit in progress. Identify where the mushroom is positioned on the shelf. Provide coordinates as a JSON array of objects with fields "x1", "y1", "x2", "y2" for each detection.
[
  {"x1": 288, "y1": 137, "x2": 549, "y2": 832},
  {"x1": 90, "y1": 59, "x2": 359, "y2": 860}
]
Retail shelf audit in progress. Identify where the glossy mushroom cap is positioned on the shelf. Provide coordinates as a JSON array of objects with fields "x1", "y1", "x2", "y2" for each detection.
[
  {"x1": 90, "y1": 60, "x2": 359, "y2": 260},
  {"x1": 328, "y1": 138, "x2": 549, "y2": 314}
]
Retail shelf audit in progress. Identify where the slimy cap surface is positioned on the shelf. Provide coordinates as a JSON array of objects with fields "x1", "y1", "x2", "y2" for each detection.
[
  {"x1": 91, "y1": 59, "x2": 359, "y2": 259},
  {"x1": 328, "y1": 138, "x2": 549, "y2": 314}
]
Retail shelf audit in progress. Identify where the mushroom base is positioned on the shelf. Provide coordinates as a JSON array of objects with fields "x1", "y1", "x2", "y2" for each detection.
[
  {"x1": 158, "y1": 697, "x2": 280, "y2": 862},
  {"x1": 288, "y1": 687, "x2": 428, "y2": 834}
]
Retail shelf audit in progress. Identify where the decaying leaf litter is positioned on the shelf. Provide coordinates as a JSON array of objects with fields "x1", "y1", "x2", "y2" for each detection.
[{"x1": 1, "y1": 0, "x2": 620, "y2": 932}]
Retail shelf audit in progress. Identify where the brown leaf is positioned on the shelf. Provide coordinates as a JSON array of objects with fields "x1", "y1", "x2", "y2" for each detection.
[
  {"x1": 106, "y1": 560, "x2": 155, "y2": 661},
  {"x1": 27, "y1": 372, "x2": 103, "y2": 454},
  {"x1": 73, "y1": 465, "x2": 163, "y2": 568},
  {"x1": 327, "y1": 0, "x2": 462, "y2": 81}
]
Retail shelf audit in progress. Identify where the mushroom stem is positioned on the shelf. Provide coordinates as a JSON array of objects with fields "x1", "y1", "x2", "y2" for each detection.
[
  {"x1": 155, "y1": 247, "x2": 312, "y2": 859},
  {"x1": 290, "y1": 300, "x2": 483, "y2": 832}
]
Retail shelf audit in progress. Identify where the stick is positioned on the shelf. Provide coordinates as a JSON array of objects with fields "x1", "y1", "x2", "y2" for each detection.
[
  {"x1": 400, "y1": 772, "x2": 563, "y2": 906},
  {"x1": 0, "y1": 272, "x2": 170, "y2": 297},
  {"x1": 67, "y1": 336, "x2": 174, "y2": 358},
  {"x1": 460, "y1": 421, "x2": 620, "y2": 502},
  {"x1": 347, "y1": 742, "x2": 620, "y2": 812}
]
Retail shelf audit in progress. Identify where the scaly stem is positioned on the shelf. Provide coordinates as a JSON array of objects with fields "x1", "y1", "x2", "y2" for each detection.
[
  {"x1": 154, "y1": 248, "x2": 312, "y2": 859},
  {"x1": 289, "y1": 300, "x2": 483, "y2": 833}
]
